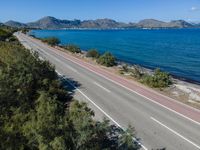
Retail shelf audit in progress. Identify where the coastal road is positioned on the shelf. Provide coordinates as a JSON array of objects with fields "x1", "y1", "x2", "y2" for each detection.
[{"x1": 16, "y1": 32, "x2": 200, "y2": 150}]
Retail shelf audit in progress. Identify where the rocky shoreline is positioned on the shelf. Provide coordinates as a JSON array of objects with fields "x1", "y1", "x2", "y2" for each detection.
[{"x1": 117, "y1": 62, "x2": 200, "y2": 108}]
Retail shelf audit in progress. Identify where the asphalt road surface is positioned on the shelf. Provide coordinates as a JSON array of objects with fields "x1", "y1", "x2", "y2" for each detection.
[{"x1": 15, "y1": 32, "x2": 200, "y2": 150}]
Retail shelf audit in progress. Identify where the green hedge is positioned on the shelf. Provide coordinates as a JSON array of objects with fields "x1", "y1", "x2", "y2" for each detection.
[{"x1": 97, "y1": 52, "x2": 116, "y2": 67}]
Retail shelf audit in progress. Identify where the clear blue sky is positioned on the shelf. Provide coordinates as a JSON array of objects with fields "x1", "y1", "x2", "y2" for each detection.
[{"x1": 1, "y1": 0, "x2": 200, "y2": 23}]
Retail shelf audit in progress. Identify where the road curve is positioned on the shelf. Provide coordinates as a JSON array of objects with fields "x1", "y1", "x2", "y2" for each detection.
[{"x1": 16, "y1": 32, "x2": 200, "y2": 150}]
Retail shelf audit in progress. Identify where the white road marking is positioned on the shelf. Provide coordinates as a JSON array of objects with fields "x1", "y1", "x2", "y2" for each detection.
[
  {"x1": 43, "y1": 50, "x2": 78, "y2": 73},
  {"x1": 21, "y1": 36, "x2": 78, "y2": 73},
  {"x1": 56, "y1": 70, "x2": 148, "y2": 150},
  {"x1": 151, "y1": 117, "x2": 200, "y2": 149},
  {"x1": 51, "y1": 50, "x2": 200, "y2": 126},
  {"x1": 18, "y1": 34, "x2": 200, "y2": 150},
  {"x1": 23, "y1": 34, "x2": 200, "y2": 126},
  {"x1": 20, "y1": 34, "x2": 200, "y2": 127},
  {"x1": 94, "y1": 82, "x2": 111, "y2": 93}
]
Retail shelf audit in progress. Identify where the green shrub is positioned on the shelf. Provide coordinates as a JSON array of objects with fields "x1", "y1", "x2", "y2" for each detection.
[
  {"x1": 86, "y1": 49, "x2": 100, "y2": 58},
  {"x1": 97, "y1": 52, "x2": 116, "y2": 67},
  {"x1": 62, "y1": 44, "x2": 81, "y2": 53},
  {"x1": 8, "y1": 36, "x2": 18, "y2": 42},
  {"x1": 42, "y1": 37, "x2": 60, "y2": 46},
  {"x1": 141, "y1": 68, "x2": 172, "y2": 88},
  {"x1": 0, "y1": 29, "x2": 12, "y2": 41},
  {"x1": 21, "y1": 28, "x2": 29, "y2": 34}
]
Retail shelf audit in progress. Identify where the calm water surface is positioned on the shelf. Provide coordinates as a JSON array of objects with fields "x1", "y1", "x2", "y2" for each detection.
[{"x1": 30, "y1": 29, "x2": 200, "y2": 82}]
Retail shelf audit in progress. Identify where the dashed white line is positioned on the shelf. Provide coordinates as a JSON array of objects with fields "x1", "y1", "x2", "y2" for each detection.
[
  {"x1": 51, "y1": 49, "x2": 200, "y2": 126},
  {"x1": 23, "y1": 34, "x2": 200, "y2": 127},
  {"x1": 56, "y1": 70, "x2": 148, "y2": 150},
  {"x1": 151, "y1": 117, "x2": 200, "y2": 149},
  {"x1": 94, "y1": 82, "x2": 111, "y2": 93},
  {"x1": 21, "y1": 34, "x2": 200, "y2": 150},
  {"x1": 22, "y1": 34, "x2": 199, "y2": 127}
]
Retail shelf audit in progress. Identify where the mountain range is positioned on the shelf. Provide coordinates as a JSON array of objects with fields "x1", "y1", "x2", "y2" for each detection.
[{"x1": 4, "y1": 16, "x2": 200, "y2": 29}]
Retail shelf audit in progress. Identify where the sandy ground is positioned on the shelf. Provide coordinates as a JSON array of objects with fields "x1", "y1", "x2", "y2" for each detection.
[
  {"x1": 54, "y1": 45, "x2": 200, "y2": 109},
  {"x1": 161, "y1": 79, "x2": 200, "y2": 109}
]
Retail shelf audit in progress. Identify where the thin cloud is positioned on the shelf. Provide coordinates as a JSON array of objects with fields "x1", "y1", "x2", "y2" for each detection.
[{"x1": 191, "y1": 7, "x2": 199, "y2": 11}]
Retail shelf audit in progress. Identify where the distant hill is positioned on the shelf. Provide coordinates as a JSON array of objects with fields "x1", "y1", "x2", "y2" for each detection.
[
  {"x1": 4, "y1": 16, "x2": 197, "y2": 29},
  {"x1": 27, "y1": 16, "x2": 125, "y2": 29},
  {"x1": 80, "y1": 19, "x2": 125, "y2": 28},
  {"x1": 4, "y1": 20, "x2": 27, "y2": 28},
  {"x1": 137, "y1": 19, "x2": 166, "y2": 28},
  {"x1": 136, "y1": 19, "x2": 193, "y2": 28},
  {"x1": 27, "y1": 16, "x2": 81, "y2": 29},
  {"x1": 167, "y1": 20, "x2": 193, "y2": 28},
  {"x1": 192, "y1": 22, "x2": 200, "y2": 28}
]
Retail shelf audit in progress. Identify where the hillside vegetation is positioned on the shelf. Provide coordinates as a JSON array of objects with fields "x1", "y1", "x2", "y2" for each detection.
[{"x1": 0, "y1": 26, "x2": 139, "y2": 149}]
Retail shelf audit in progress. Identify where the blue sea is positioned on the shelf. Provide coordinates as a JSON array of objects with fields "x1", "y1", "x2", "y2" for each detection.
[{"x1": 30, "y1": 29, "x2": 200, "y2": 82}]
